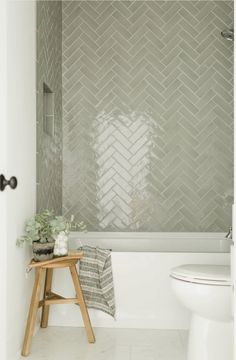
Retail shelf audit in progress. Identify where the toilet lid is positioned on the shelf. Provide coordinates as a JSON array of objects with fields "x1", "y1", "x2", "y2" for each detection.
[{"x1": 170, "y1": 264, "x2": 231, "y2": 285}]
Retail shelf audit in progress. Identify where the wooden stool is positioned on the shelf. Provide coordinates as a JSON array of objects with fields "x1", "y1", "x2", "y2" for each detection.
[{"x1": 21, "y1": 252, "x2": 95, "y2": 357}]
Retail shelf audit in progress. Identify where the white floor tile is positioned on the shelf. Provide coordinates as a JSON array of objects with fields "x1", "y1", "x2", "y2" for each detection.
[{"x1": 21, "y1": 327, "x2": 187, "y2": 360}]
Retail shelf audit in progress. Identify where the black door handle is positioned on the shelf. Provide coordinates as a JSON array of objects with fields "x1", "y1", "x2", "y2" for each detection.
[{"x1": 0, "y1": 174, "x2": 18, "y2": 191}]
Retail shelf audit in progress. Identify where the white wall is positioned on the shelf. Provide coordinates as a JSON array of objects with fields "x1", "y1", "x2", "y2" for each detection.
[
  {"x1": 0, "y1": 1, "x2": 8, "y2": 359},
  {"x1": 49, "y1": 251, "x2": 229, "y2": 330},
  {"x1": 5, "y1": 2, "x2": 36, "y2": 359}
]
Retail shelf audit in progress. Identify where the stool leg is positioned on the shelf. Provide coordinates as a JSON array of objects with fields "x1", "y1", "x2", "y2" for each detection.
[
  {"x1": 22, "y1": 268, "x2": 44, "y2": 356},
  {"x1": 41, "y1": 268, "x2": 53, "y2": 328},
  {"x1": 70, "y1": 264, "x2": 95, "y2": 343}
]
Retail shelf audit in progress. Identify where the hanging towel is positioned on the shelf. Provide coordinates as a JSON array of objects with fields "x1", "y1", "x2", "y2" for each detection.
[{"x1": 78, "y1": 245, "x2": 115, "y2": 317}]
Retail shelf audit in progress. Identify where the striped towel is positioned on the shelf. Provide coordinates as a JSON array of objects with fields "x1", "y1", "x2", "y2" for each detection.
[{"x1": 78, "y1": 245, "x2": 115, "y2": 317}]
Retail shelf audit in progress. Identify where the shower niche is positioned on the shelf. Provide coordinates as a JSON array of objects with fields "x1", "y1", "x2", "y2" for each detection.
[{"x1": 43, "y1": 82, "x2": 54, "y2": 137}]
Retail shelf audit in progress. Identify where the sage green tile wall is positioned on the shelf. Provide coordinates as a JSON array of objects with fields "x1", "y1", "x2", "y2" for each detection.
[
  {"x1": 37, "y1": 1, "x2": 62, "y2": 213},
  {"x1": 62, "y1": 1, "x2": 233, "y2": 232}
]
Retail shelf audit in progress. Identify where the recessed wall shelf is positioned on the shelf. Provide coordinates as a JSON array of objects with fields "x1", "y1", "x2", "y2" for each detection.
[{"x1": 43, "y1": 82, "x2": 54, "y2": 137}]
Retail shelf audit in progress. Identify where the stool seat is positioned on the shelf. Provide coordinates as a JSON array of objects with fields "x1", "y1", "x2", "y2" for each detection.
[
  {"x1": 22, "y1": 251, "x2": 95, "y2": 357},
  {"x1": 27, "y1": 251, "x2": 83, "y2": 269}
]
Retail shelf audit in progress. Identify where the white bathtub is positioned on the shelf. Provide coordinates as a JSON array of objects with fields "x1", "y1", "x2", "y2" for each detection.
[
  {"x1": 48, "y1": 232, "x2": 230, "y2": 330},
  {"x1": 69, "y1": 231, "x2": 230, "y2": 253}
]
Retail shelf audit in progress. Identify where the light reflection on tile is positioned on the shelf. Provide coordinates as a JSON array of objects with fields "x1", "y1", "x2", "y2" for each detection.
[{"x1": 93, "y1": 110, "x2": 156, "y2": 230}]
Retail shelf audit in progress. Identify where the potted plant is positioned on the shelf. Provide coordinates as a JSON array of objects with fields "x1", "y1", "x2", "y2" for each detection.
[
  {"x1": 50, "y1": 215, "x2": 86, "y2": 257},
  {"x1": 17, "y1": 209, "x2": 55, "y2": 261},
  {"x1": 17, "y1": 210, "x2": 86, "y2": 261}
]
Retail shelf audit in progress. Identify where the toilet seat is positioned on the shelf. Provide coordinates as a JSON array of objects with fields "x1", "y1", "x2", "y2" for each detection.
[{"x1": 170, "y1": 264, "x2": 231, "y2": 286}]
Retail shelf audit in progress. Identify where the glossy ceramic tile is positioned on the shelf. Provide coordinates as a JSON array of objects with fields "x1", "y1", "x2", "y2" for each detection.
[
  {"x1": 21, "y1": 327, "x2": 187, "y2": 360},
  {"x1": 62, "y1": 1, "x2": 234, "y2": 232},
  {"x1": 37, "y1": 1, "x2": 62, "y2": 213}
]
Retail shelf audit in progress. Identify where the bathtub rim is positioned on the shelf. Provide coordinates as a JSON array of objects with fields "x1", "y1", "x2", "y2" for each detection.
[{"x1": 69, "y1": 232, "x2": 230, "y2": 253}]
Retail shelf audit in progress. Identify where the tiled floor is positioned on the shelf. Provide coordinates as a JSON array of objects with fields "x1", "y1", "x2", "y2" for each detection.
[{"x1": 22, "y1": 327, "x2": 188, "y2": 360}]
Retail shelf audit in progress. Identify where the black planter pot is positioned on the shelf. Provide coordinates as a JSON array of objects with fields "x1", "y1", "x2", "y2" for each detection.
[{"x1": 32, "y1": 241, "x2": 55, "y2": 262}]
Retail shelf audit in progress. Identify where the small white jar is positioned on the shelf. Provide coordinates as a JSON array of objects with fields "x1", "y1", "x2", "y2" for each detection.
[{"x1": 53, "y1": 231, "x2": 69, "y2": 257}]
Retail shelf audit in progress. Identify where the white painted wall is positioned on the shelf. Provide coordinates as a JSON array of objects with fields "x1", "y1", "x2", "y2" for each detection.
[
  {"x1": 49, "y1": 251, "x2": 229, "y2": 330},
  {"x1": 4, "y1": 2, "x2": 36, "y2": 359},
  {"x1": 0, "y1": 1, "x2": 8, "y2": 359}
]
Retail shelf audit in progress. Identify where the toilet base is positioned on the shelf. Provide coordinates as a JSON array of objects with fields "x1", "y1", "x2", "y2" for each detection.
[{"x1": 188, "y1": 314, "x2": 233, "y2": 360}]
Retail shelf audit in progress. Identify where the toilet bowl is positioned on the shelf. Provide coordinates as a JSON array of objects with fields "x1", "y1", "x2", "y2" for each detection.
[{"x1": 170, "y1": 264, "x2": 233, "y2": 360}]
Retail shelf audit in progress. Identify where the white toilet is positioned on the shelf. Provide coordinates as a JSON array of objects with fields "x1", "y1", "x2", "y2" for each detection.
[{"x1": 170, "y1": 264, "x2": 233, "y2": 360}]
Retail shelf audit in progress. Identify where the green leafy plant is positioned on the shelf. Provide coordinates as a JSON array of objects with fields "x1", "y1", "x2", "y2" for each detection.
[
  {"x1": 16, "y1": 210, "x2": 86, "y2": 247},
  {"x1": 50, "y1": 215, "x2": 86, "y2": 237},
  {"x1": 16, "y1": 209, "x2": 55, "y2": 247}
]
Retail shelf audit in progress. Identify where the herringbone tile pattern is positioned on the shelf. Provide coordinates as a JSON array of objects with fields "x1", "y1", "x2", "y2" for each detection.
[
  {"x1": 37, "y1": 1, "x2": 62, "y2": 214},
  {"x1": 62, "y1": 1, "x2": 233, "y2": 231}
]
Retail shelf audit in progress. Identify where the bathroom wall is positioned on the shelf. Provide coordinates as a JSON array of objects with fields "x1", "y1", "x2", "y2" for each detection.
[
  {"x1": 62, "y1": 1, "x2": 233, "y2": 232},
  {"x1": 37, "y1": 0, "x2": 62, "y2": 213},
  {"x1": 4, "y1": 2, "x2": 37, "y2": 359}
]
